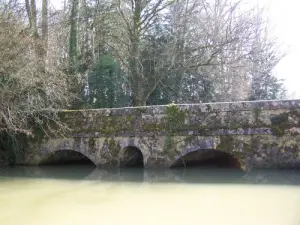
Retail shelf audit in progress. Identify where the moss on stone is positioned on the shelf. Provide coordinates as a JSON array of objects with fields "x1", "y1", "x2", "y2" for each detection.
[
  {"x1": 270, "y1": 112, "x2": 289, "y2": 136},
  {"x1": 216, "y1": 136, "x2": 234, "y2": 152},
  {"x1": 166, "y1": 103, "x2": 187, "y2": 132},
  {"x1": 164, "y1": 135, "x2": 174, "y2": 150},
  {"x1": 163, "y1": 135, "x2": 179, "y2": 158},
  {"x1": 88, "y1": 138, "x2": 96, "y2": 148},
  {"x1": 127, "y1": 115, "x2": 133, "y2": 122},
  {"x1": 108, "y1": 138, "x2": 121, "y2": 157},
  {"x1": 215, "y1": 135, "x2": 248, "y2": 159},
  {"x1": 55, "y1": 106, "x2": 300, "y2": 137},
  {"x1": 68, "y1": 114, "x2": 134, "y2": 135},
  {"x1": 143, "y1": 123, "x2": 165, "y2": 131},
  {"x1": 269, "y1": 109, "x2": 300, "y2": 136}
]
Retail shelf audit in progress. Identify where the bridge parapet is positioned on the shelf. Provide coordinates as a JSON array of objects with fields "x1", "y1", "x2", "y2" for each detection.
[{"x1": 58, "y1": 99, "x2": 300, "y2": 137}]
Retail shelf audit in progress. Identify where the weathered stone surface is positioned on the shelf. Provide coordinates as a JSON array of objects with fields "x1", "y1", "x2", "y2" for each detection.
[{"x1": 22, "y1": 99, "x2": 300, "y2": 170}]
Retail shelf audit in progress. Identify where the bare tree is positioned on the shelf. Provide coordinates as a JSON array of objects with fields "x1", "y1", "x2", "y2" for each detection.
[
  {"x1": 9, "y1": 0, "x2": 284, "y2": 110},
  {"x1": 110, "y1": 0, "x2": 174, "y2": 106},
  {"x1": 0, "y1": 1, "x2": 74, "y2": 163},
  {"x1": 163, "y1": 0, "x2": 284, "y2": 103},
  {"x1": 104, "y1": 0, "x2": 281, "y2": 105}
]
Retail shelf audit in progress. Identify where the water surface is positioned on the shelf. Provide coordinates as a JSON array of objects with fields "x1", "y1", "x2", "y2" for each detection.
[{"x1": 0, "y1": 166, "x2": 300, "y2": 225}]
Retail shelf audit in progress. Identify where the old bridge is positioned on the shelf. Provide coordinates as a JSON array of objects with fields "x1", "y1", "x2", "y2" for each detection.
[{"x1": 23, "y1": 99, "x2": 300, "y2": 170}]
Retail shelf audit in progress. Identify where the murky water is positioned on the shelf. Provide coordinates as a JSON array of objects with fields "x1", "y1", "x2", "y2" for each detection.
[{"x1": 0, "y1": 166, "x2": 300, "y2": 225}]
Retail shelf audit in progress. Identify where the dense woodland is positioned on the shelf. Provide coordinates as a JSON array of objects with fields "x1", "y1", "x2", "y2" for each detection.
[{"x1": 0, "y1": 0, "x2": 286, "y2": 164}]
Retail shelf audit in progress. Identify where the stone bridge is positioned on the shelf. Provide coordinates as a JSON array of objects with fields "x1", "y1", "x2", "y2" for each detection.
[{"x1": 23, "y1": 99, "x2": 300, "y2": 170}]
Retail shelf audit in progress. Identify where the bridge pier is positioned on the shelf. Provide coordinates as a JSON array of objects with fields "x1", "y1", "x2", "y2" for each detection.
[{"x1": 144, "y1": 156, "x2": 170, "y2": 169}]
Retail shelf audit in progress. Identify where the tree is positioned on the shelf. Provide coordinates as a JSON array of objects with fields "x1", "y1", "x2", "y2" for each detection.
[
  {"x1": 25, "y1": 0, "x2": 47, "y2": 71},
  {"x1": 69, "y1": 0, "x2": 79, "y2": 74},
  {"x1": 158, "y1": 0, "x2": 285, "y2": 103},
  {"x1": 247, "y1": 10, "x2": 286, "y2": 100},
  {"x1": 42, "y1": 0, "x2": 48, "y2": 66},
  {"x1": 0, "y1": 1, "x2": 74, "y2": 164},
  {"x1": 111, "y1": 0, "x2": 175, "y2": 106},
  {"x1": 87, "y1": 55, "x2": 129, "y2": 108},
  {"x1": 3, "y1": 0, "x2": 284, "y2": 119},
  {"x1": 56, "y1": 0, "x2": 285, "y2": 107},
  {"x1": 108, "y1": 0, "x2": 285, "y2": 106}
]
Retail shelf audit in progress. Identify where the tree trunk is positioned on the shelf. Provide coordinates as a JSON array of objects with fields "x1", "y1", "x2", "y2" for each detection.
[
  {"x1": 129, "y1": 0, "x2": 145, "y2": 106},
  {"x1": 25, "y1": 0, "x2": 31, "y2": 29},
  {"x1": 42, "y1": 0, "x2": 48, "y2": 67},
  {"x1": 26, "y1": 0, "x2": 45, "y2": 71},
  {"x1": 29, "y1": 0, "x2": 37, "y2": 37},
  {"x1": 69, "y1": 0, "x2": 79, "y2": 74}
]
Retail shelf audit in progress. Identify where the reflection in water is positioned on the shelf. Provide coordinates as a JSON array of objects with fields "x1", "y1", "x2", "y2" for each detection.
[
  {"x1": 1, "y1": 166, "x2": 300, "y2": 185},
  {"x1": 0, "y1": 166, "x2": 300, "y2": 225}
]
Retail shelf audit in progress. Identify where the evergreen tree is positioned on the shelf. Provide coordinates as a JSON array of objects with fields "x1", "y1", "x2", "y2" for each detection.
[{"x1": 87, "y1": 55, "x2": 129, "y2": 108}]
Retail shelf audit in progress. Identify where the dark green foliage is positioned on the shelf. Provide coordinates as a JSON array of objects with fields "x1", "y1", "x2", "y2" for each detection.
[
  {"x1": 249, "y1": 74, "x2": 286, "y2": 101},
  {"x1": 87, "y1": 55, "x2": 130, "y2": 108},
  {"x1": 0, "y1": 131, "x2": 27, "y2": 166},
  {"x1": 179, "y1": 70, "x2": 217, "y2": 103},
  {"x1": 146, "y1": 77, "x2": 173, "y2": 105},
  {"x1": 248, "y1": 42, "x2": 286, "y2": 101},
  {"x1": 270, "y1": 110, "x2": 300, "y2": 136}
]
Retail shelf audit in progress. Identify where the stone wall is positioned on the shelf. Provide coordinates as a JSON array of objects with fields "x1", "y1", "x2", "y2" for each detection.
[{"x1": 22, "y1": 99, "x2": 300, "y2": 170}]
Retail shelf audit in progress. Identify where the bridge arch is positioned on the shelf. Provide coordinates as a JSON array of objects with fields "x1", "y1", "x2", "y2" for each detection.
[
  {"x1": 170, "y1": 148, "x2": 241, "y2": 169},
  {"x1": 39, "y1": 138, "x2": 98, "y2": 166},
  {"x1": 167, "y1": 135, "x2": 248, "y2": 169},
  {"x1": 119, "y1": 146, "x2": 144, "y2": 168},
  {"x1": 39, "y1": 149, "x2": 97, "y2": 166}
]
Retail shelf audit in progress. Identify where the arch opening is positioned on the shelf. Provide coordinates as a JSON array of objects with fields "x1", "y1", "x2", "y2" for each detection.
[
  {"x1": 119, "y1": 146, "x2": 144, "y2": 168},
  {"x1": 39, "y1": 150, "x2": 96, "y2": 166},
  {"x1": 170, "y1": 149, "x2": 241, "y2": 169}
]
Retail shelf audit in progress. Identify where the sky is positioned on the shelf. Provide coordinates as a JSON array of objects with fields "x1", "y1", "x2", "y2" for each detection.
[
  {"x1": 257, "y1": 0, "x2": 300, "y2": 98},
  {"x1": 50, "y1": 0, "x2": 300, "y2": 98}
]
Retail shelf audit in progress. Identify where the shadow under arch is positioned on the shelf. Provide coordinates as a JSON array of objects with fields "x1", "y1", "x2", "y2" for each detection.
[
  {"x1": 170, "y1": 149, "x2": 242, "y2": 169},
  {"x1": 39, "y1": 149, "x2": 97, "y2": 166},
  {"x1": 119, "y1": 146, "x2": 144, "y2": 168}
]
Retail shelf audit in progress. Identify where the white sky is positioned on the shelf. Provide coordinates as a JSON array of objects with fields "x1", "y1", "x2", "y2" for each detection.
[
  {"x1": 251, "y1": 0, "x2": 300, "y2": 99},
  {"x1": 50, "y1": 0, "x2": 300, "y2": 98}
]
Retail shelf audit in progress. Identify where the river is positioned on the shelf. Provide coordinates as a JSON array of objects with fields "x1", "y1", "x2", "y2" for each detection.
[{"x1": 0, "y1": 166, "x2": 300, "y2": 225}]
